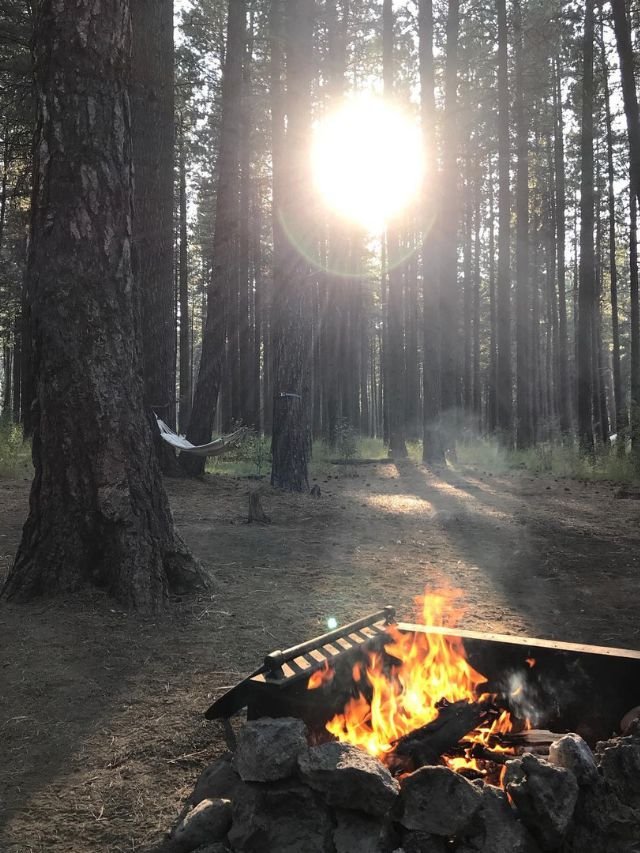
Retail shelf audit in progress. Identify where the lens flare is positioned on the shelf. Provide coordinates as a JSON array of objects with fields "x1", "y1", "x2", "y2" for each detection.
[{"x1": 312, "y1": 96, "x2": 423, "y2": 233}]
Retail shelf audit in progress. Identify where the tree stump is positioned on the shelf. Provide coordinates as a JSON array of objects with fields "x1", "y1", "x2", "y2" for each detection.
[{"x1": 248, "y1": 491, "x2": 270, "y2": 524}]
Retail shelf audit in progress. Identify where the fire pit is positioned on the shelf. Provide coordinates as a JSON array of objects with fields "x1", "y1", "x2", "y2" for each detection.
[{"x1": 157, "y1": 592, "x2": 640, "y2": 853}]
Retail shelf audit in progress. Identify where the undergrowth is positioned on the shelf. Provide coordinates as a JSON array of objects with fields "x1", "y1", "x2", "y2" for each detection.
[
  {"x1": 0, "y1": 419, "x2": 32, "y2": 478},
  {"x1": 205, "y1": 429, "x2": 639, "y2": 484},
  {"x1": 456, "y1": 438, "x2": 639, "y2": 483}
]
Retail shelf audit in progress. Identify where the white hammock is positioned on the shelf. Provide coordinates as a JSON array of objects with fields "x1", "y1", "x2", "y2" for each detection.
[{"x1": 155, "y1": 417, "x2": 247, "y2": 457}]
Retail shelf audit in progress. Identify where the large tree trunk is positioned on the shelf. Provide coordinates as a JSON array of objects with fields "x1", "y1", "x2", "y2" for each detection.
[
  {"x1": 577, "y1": 0, "x2": 595, "y2": 451},
  {"x1": 182, "y1": 0, "x2": 245, "y2": 476},
  {"x1": 495, "y1": 0, "x2": 511, "y2": 440},
  {"x1": 270, "y1": 0, "x2": 314, "y2": 491},
  {"x1": 131, "y1": 0, "x2": 179, "y2": 474},
  {"x1": 1, "y1": 0, "x2": 205, "y2": 610}
]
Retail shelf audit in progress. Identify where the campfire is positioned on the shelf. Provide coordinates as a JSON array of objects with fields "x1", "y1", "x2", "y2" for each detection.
[
  {"x1": 309, "y1": 589, "x2": 522, "y2": 783},
  {"x1": 154, "y1": 590, "x2": 640, "y2": 853}
]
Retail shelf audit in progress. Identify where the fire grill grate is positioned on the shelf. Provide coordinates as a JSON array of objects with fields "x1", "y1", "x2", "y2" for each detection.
[{"x1": 205, "y1": 606, "x2": 640, "y2": 743}]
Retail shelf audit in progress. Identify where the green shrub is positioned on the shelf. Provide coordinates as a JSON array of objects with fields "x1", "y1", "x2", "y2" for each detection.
[{"x1": 0, "y1": 420, "x2": 32, "y2": 478}]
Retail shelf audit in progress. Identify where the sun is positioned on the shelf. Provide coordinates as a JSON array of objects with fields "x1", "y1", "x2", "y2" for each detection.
[{"x1": 312, "y1": 96, "x2": 423, "y2": 233}]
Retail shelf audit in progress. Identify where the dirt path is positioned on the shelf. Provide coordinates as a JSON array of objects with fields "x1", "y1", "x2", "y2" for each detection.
[{"x1": 1, "y1": 460, "x2": 639, "y2": 852}]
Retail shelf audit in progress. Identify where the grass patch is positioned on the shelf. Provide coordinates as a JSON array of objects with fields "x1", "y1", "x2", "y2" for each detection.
[
  {"x1": 204, "y1": 431, "x2": 389, "y2": 480},
  {"x1": 456, "y1": 437, "x2": 640, "y2": 483},
  {"x1": 0, "y1": 420, "x2": 32, "y2": 479}
]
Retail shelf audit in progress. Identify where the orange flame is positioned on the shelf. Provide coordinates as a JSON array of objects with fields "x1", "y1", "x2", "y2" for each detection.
[
  {"x1": 325, "y1": 589, "x2": 515, "y2": 772},
  {"x1": 307, "y1": 659, "x2": 335, "y2": 690}
]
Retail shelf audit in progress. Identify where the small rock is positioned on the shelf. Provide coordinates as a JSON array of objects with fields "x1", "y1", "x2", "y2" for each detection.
[
  {"x1": 233, "y1": 717, "x2": 307, "y2": 782},
  {"x1": 298, "y1": 741, "x2": 399, "y2": 816},
  {"x1": 564, "y1": 734, "x2": 640, "y2": 852},
  {"x1": 171, "y1": 798, "x2": 232, "y2": 853},
  {"x1": 504, "y1": 754, "x2": 578, "y2": 850},
  {"x1": 401, "y1": 829, "x2": 447, "y2": 853},
  {"x1": 399, "y1": 765, "x2": 482, "y2": 836},
  {"x1": 228, "y1": 779, "x2": 334, "y2": 852},
  {"x1": 190, "y1": 753, "x2": 242, "y2": 805},
  {"x1": 310, "y1": 484, "x2": 321, "y2": 497},
  {"x1": 457, "y1": 784, "x2": 541, "y2": 852},
  {"x1": 333, "y1": 810, "x2": 397, "y2": 852},
  {"x1": 548, "y1": 733, "x2": 598, "y2": 785}
]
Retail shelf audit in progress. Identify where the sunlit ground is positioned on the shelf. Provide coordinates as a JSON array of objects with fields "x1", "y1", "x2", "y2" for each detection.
[{"x1": 312, "y1": 95, "x2": 423, "y2": 233}]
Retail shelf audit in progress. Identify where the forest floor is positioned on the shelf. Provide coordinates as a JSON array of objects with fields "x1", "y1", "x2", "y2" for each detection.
[{"x1": 1, "y1": 457, "x2": 640, "y2": 852}]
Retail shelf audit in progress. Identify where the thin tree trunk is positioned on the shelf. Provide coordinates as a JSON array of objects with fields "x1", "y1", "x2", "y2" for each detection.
[
  {"x1": 182, "y1": 0, "x2": 245, "y2": 476},
  {"x1": 577, "y1": 0, "x2": 596, "y2": 451},
  {"x1": 514, "y1": 0, "x2": 531, "y2": 449},
  {"x1": 178, "y1": 119, "x2": 191, "y2": 432},
  {"x1": 554, "y1": 59, "x2": 570, "y2": 433},
  {"x1": 495, "y1": 0, "x2": 511, "y2": 440},
  {"x1": 270, "y1": 0, "x2": 314, "y2": 491},
  {"x1": 383, "y1": 0, "x2": 407, "y2": 458},
  {"x1": 420, "y1": 0, "x2": 443, "y2": 463},
  {"x1": 439, "y1": 0, "x2": 461, "y2": 449},
  {"x1": 601, "y1": 22, "x2": 623, "y2": 440}
]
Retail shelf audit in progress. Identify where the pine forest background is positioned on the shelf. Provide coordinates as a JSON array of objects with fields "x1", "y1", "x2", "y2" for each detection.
[{"x1": 2, "y1": 0, "x2": 640, "y2": 478}]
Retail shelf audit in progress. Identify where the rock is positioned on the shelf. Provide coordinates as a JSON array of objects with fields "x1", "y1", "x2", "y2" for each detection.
[
  {"x1": 298, "y1": 741, "x2": 400, "y2": 816},
  {"x1": 191, "y1": 753, "x2": 242, "y2": 805},
  {"x1": 400, "y1": 830, "x2": 447, "y2": 852},
  {"x1": 457, "y1": 784, "x2": 541, "y2": 853},
  {"x1": 565, "y1": 734, "x2": 640, "y2": 852},
  {"x1": 399, "y1": 765, "x2": 482, "y2": 836},
  {"x1": 228, "y1": 779, "x2": 334, "y2": 852},
  {"x1": 548, "y1": 733, "x2": 598, "y2": 785},
  {"x1": 171, "y1": 798, "x2": 232, "y2": 853},
  {"x1": 233, "y1": 717, "x2": 307, "y2": 782},
  {"x1": 504, "y1": 754, "x2": 579, "y2": 850},
  {"x1": 333, "y1": 810, "x2": 397, "y2": 853},
  {"x1": 191, "y1": 846, "x2": 229, "y2": 853}
]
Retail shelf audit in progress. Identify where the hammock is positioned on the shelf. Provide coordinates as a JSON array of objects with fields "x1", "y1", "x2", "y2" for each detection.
[{"x1": 155, "y1": 417, "x2": 247, "y2": 457}]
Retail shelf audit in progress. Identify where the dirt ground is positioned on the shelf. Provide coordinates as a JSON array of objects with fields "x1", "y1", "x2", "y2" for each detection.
[{"x1": 1, "y1": 458, "x2": 640, "y2": 852}]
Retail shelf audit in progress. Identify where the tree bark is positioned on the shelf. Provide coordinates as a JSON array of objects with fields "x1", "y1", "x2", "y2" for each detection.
[
  {"x1": 420, "y1": 0, "x2": 444, "y2": 464},
  {"x1": 495, "y1": 0, "x2": 512, "y2": 440},
  {"x1": 553, "y1": 58, "x2": 570, "y2": 433},
  {"x1": 182, "y1": 0, "x2": 245, "y2": 476},
  {"x1": 439, "y1": 0, "x2": 461, "y2": 449},
  {"x1": 577, "y1": 0, "x2": 596, "y2": 451},
  {"x1": 601, "y1": 16, "x2": 622, "y2": 440},
  {"x1": 178, "y1": 119, "x2": 192, "y2": 432},
  {"x1": 383, "y1": 0, "x2": 407, "y2": 458},
  {"x1": 630, "y1": 188, "x2": 640, "y2": 454},
  {"x1": 270, "y1": 0, "x2": 314, "y2": 491},
  {"x1": 514, "y1": 0, "x2": 531, "y2": 449},
  {"x1": 131, "y1": 0, "x2": 179, "y2": 474},
  {"x1": 1, "y1": 0, "x2": 205, "y2": 610}
]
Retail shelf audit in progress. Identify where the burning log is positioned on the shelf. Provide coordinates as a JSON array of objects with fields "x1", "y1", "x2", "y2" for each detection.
[
  {"x1": 391, "y1": 699, "x2": 492, "y2": 769},
  {"x1": 493, "y1": 729, "x2": 565, "y2": 749}
]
